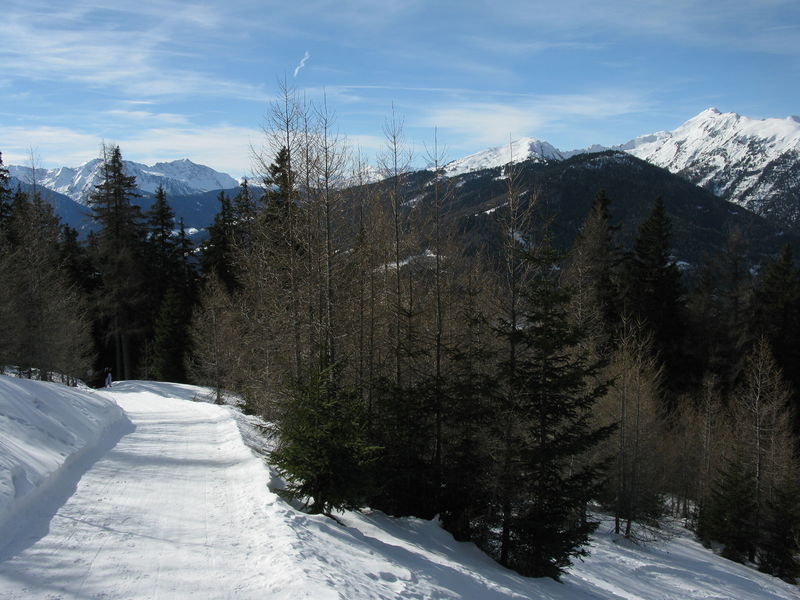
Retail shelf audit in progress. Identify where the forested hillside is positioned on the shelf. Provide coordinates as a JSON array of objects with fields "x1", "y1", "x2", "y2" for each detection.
[{"x1": 1, "y1": 84, "x2": 798, "y2": 583}]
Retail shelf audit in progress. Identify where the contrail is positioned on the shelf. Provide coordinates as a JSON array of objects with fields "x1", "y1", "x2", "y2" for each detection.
[{"x1": 293, "y1": 51, "x2": 310, "y2": 77}]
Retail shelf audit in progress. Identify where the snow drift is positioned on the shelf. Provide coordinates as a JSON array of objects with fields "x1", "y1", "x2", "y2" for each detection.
[{"x1": 0, "y1": 376, "x2": 130, "y2": 536}]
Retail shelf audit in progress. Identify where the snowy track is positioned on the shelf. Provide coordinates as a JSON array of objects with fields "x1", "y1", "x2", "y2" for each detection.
[
  {"x1": 0, "y1": 380, "x2": 797, "y2": 600},
  {"x1": 0, "y1": 382, "x2": 306, "y2": 599}
]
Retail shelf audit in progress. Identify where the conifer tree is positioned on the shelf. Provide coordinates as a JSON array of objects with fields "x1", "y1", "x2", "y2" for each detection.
[
  {"x1": 598, "y1": 319, "x2": 666, "y2": 540},
  {"x1": 145, "y1": 185, "x2": 179, "y2": 283},
  {"x1": 0, "y1": 189, "x2": 93, "y2": 381},
  {"x1": 89, "y1": 145, "x2": 147, "y2": 379},
  {"x1": 0, "y1": 152, "x2": 11, "y2": 235},
  {"x1": 564, "y1": 190, "x2": 623, "y2": 350},
  {"x1": 59, "y1": 225, "x2": 97, "y2": 295},
  {"x1": 758, "y1": 482, "x2": 800, "y2": 583},
  {"x1": 625, "y1": 197, "x2": 686, "y2": 403},
  {"x1": 494, "y1": 235, "x2": 614, "y2": 579},
  {"x1": 270, "y1": 365, "x2": 373, "y2": 515},
  {"x1": 150, "y1": 287, "x2": 190, "y2": 382},
  {"x1": 750, "y1": 244, "x2": 800, "y2": 431},
  {"x1": 200, "y1": 191, "x2": 238, "y2": 292},
  {"x1": 705, "y1": 454, "x2": 758, "y2": 562}
]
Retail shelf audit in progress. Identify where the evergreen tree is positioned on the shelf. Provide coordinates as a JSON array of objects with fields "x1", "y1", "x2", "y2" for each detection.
[
  {"x1": 89, "y1": 145, "x2": 147, "y2": 380},
  {"x1": 494, "y1": 238, "x2": 614, "y2": 579},
  {"x1": 59, "y1": 225, "x2": 97, "y2": 295},
  {"x1": 439, "y1": 268, "x2": 496, "y2": 543},
  {"x1": 270, "y1": 365, "x2": 373, "y2": 515},
  {"x1": 564, "y1": 190, "x2": 625, "y2": 368},
  {"x1": 263, "y1": 146, "x2": 298, "y2": 206},
  {"x1": 704, "y1": 454, "x2": 758, "y2": 562},
  {"x1": 145, "y1": 185, "x2": 179, "y2": 285},
  {"x1": 0, "y1": 152, "x2": 11, "y2": 236},
  {"x1": 758, "y1": 482, "x2": 800, "y2": 583},
  {"x1": 0, "y1": 189, "x2": 94, "y2": 381},
  {"x1": 200, "y1": 191, "x2": 238, "y2": 291},
  {"x1": 625, "y1": 197, "x2": 687, "y2": 404},
  {"x1": 750, "y1": 244, "x2": 800, "y2": 432},
  {"x1": 150, "y1": 287, "x2": 190, "y2": 383}
]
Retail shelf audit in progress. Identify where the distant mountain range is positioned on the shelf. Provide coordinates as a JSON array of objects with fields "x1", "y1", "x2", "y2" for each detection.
[
  {"x1": 441, "y1": 108, "x2": 800, "y2": 230},
  {"x1": 8, "y1": 157, "x2": 238, "y2": 204},
  {"x1": 7, "y1": 158, "x2": 241, "y2": 235},
  {"x1": 8, "y1": 108, "x2": 800, "y2": 240}
]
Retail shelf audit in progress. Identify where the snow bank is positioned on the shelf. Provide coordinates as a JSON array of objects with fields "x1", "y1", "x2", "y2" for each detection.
[
  {"x1": 0, "y1": 379, "x2": 796, "y2": 599},
  {"x1": 0, "y1": 375, "x2": 130, "y2": 534}
]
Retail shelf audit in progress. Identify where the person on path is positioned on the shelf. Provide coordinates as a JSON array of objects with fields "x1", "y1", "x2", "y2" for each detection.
[{"x1": 104, "y1": 368, "x2": 112, "y2": 388}]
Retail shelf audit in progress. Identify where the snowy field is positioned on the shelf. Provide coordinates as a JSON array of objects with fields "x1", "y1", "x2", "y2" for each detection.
[{"x1": 0, "y1": 375, "x2": 796, "y2": 599}]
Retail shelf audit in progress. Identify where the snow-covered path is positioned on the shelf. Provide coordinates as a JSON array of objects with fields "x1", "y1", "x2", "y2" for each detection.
[
  {"x1": 1, "y1": 380, "x2": 798, "y2": 600},
  {"x1": 0, "y1": 382, "x2": 307, "y2": 599}
]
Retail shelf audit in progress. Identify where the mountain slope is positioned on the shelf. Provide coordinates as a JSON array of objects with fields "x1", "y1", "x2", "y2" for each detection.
[
  {"x1": 442, "y1": 137, "x2": 565, "y2": 177},
  {"x1": 617, "y1": 108, "x2": 800, "y2": 224},
  {"x1": 397, "y1": 151, "x2": 797, "y2": 268},
  {"x1": 0, "y1": 377, "x2": 796, "y2": 599},
  {"x1": 435, "y1": 109, "x2": 800, "y2": 229},
  {"x1": 8, "y1": 158, "x2": 238, "y2": 204}
]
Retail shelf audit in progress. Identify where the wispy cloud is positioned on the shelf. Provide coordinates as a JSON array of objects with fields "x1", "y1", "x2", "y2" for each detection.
[
  {"x1": 106, "y1": 110, "x2": 189, "y2": 125},
  {"x1": 294, "y1": 51, "x2": 311, "y2": 78},
  {"x1": 3, "y1": 123, "x2": 262, "y2": 177},
  {"x1": 420, "y1": 91, "x2": 649, "y2": 149},
  {"x1": 0, "y1": 3, "x2": 268, "y2": 102}
]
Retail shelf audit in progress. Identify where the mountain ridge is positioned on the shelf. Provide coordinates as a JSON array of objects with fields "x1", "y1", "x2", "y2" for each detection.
[
  {"x1": 8, "y1": 157, "x2": 238, "y2": 204},
  {"x1": 438, "y1": 108, "x2": 800, "y2": 229}
]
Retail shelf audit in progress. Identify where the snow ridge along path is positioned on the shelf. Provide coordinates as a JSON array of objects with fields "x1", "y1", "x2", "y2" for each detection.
[
  {"x1": 0, "y1": 381, "x2": 314, "y2": 599},
  {"x1": 1, "y1": 380, "x2": 798, "y2": 599}
]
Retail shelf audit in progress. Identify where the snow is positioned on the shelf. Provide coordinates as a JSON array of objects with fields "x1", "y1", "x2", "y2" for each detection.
[
  {"x1": 436, "y1": 108, "x2": 800, "y2": 214},
  {"x1": 0, "y1": 378, "x2": 797, "y2": 599},
  {"x1": 0, "y1": 375, "x2": 128, "y2": 536},
  {"x1": 8, "y1": 159, "x2": 237, "y2": 204},
  {"x1": 441, "y1": 137, "x2": 564, "y2": 177}
]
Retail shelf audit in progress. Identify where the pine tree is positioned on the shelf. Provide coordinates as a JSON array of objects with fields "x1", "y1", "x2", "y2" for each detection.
[
  {"x1": 564, "y1": 190, "x2": 623, "y2": 351},
  {"x1": 704, "y1": 454, "x2": 758, "y2": 562},
  {"x1": 90, "y1": 146, "x2": 148, "y2": 380},
  {"x1": 263, "y1": 146, "x2": 297, "y2": 206},
  {"x1": 150, "y1": 287, "x2": 190, "y2": 383},
  {"x1": 200, "y1": 191, "x2": 238, "y2": 292},
  {"x1": 750, "y1": 244, "x2": 800, "y2": 432},
  {"x1": 270, "y1": 365, "x2": 373, "y2": 515},
  {"x1": 0, "y1": 188, "x2": 93, "y2": 381},
  {"x1": 495, "y1": 237, "x2": 614, "y2": 579},
  {"x1": 758, "y1": 482, "x2": 800, "y2": 583},
  {"x1": 59, "y1": 225, "x2": 97, "y2": 295},
  {"x1": 145, "y1": 185, "x2": 179, "y2": 282},
  {"x1": 0, "y1": 152, "x2": 12, "y2": 236},
  {"x1": 625, "y1": 197, "x2": 686, "y2": 404}
]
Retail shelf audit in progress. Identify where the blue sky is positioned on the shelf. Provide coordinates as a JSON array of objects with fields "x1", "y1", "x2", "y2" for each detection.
[{"x1": 2, "y1": 0, "x2": 799, "y2": 177}]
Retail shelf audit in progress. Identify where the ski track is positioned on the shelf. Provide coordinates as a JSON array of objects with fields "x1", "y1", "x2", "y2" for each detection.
[
  {"x1": 0, "y1": 383, "x2": 312, "y2": 600},
  {"x1": 0, "y1": 381, "x2": 797, "y2": 600}
]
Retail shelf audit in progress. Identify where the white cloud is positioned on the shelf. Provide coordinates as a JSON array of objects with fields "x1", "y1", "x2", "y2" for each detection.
[
  {"x1": 294, "y1": 51, "x2": 311, "y2": 78},
  {"x1": 2, "y1": 126, "x2": 107, "y2": 168},
  {"x1": 419, "y1": 92, "x2": 649, "y2": 149},
  {"x1": 2, "y1": 123, "x2": 262, "y2": 178},
  {"x1": 105, "y1": 110, "x2": 189, "y2": 125},
  {"x1": 0, "y1": 4, "x2": 268, "y2": 103}
]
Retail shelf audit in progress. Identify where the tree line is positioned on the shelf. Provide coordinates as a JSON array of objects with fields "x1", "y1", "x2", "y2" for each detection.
[{"x1": 1, "y1": 84, "x2": 798, "y2": 582}]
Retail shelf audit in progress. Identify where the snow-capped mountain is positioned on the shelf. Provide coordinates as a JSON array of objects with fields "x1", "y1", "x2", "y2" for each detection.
[
  {"x1": 8, "y1": 158, "x2": 238, "y2": 204},
  {"x1": 440, "y1": 137, "x2": 565, "y2": 177},
  {"x1": 436, "y1": 109, "x2": 800, "y2": 227},
  {"x1": 613, "y1": 108, "x2": 800, "y2": 223}
]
